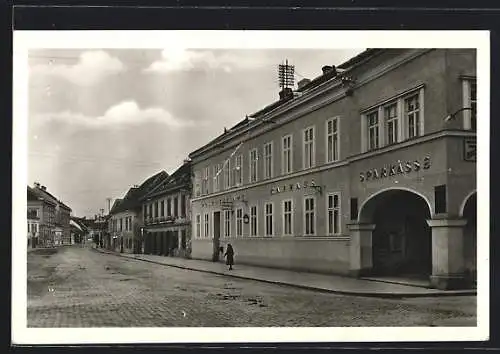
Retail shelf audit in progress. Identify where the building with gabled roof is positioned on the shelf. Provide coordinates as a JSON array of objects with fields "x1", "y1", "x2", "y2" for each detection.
[
  {"x1": 108, "y1": 171, "x2": 168, "y2": 253},
  {"x1": 139, "y1": 160, "x2": 192, "y2": 258}
]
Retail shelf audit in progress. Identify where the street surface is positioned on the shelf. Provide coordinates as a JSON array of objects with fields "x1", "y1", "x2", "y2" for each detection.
[{"x1": 27, "y1": 246, "x2": 476, "y2": 327}]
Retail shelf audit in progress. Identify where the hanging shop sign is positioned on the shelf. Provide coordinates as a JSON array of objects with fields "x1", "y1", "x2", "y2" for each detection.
[
  {"x1": 243, "y1": 214, "x2": 250, "y2": 224},
  {"x1": 359, "y1": 156, "x2": 431, "y2": 182},
  {"x1": 271, "y1": 180, "x2": 317, "y2": 195}
]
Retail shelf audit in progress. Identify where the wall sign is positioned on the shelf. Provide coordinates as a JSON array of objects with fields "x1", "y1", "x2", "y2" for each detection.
[
  {"x1": 359, "y1": 156, "x2": 431, "y2": 182},
  {"x1": 271, "y1": 180, "x2": 317, "y2": 195},
  {"x1": 463, "y1": 138, "x2": 476, "y2": 162},
  {"x1": 200, "y1": 194, "x2": 247, "y2": 208}
]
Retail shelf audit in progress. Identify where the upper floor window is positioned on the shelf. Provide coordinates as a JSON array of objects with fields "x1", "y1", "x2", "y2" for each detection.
[
  {"x1": 282, "y1": 134, "x2": 293, "y2": 174},
  {"x1": 304, "y1": 196, "x2": 316, "y2": 236},
  {"x1": 224, "y1": 159, "x2": 231, "y2": 190},
  {"x1": 367, "y1": 111, "x2": 379, "y2": 151},
  {"x1": 213, "y1": 164, "x2": 221, "y2": 193},
  {"x1": 181, "y1": 195, "x2": 186, "y2": 217},
  {"x1": 326, "y1": 117, "x2": 339, "y2": 163},
  {"x1": 249, "y1": 148, "x2": 258, "y2": 183},
  {"x1": 264, "y1": 202, "x2": 274, "y2": 236},
  {"x1": 303, "y1": 126, "x2": 315, "y2": 169},
  {"x1": 202, "y1": 167, "x2": 209, "y2": 195},
  {"x1": 283, "y1": 199, "x2": 293, "y2": 236},
  {"x1": 173, "y1": 197, "x2": 178, "y2": 217},
  {"x1": 463, "y1": 78, "x2": 477, "y2": 131},
  {"x1": 250, "y1": 205, "x2": 258, "y2": 237},
  {"x1": 236, "y1": 208, "x2": 243, "y2": 237},
  {"x1": 234, "y1": 154, "x2": 243, "y2": 187},
  {"x1": 194, "y1": 172, "x2": 201, "y2": 197},
  {"x1": 263, "y1": 142, "x2": 273, "y2": 179},
  {"x1": 384, "y1": 103, "x2": 399, "y2": 145},
  {"x1": 405, "y1": 94, "x2": 421, "y2": 139},
  {"x1": 160, "y1": 201, "x2": 165, "y2": 217},
  {"x1": 119, "y1": 218, "x2": 123, "y2": 231},
  {"x1": 224, "y1": 210, "x2": 232, "y2": 237},
  {"x1": 167, "y1": 198, "x2": 171, "y2": 216},
  {"x1": 327, "y1": 193, "x2": 341, "y2": 235}
]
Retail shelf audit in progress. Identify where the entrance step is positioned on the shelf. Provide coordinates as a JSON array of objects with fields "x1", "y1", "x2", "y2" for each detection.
[{"x1": 361, "y1": 276, "x2": 432, "y2": 289}]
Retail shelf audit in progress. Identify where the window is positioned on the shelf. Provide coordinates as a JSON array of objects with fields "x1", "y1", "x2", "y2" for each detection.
[
  {"x1": 167, "y1": 198, "x2": 171, "y2": 216},
  {"x1": 385, "y1": 103, "x2": 399, "y2": 145},
  {"x1": 304, "y1": 197, "x2": 315, "y2": 235},
  {"x1": 282, "y1": 134, "x2": 293, "y2": 174},
  {"x1": 224, "y1": 210, "x2": 232, "y2": 237},
  {"x1": 196, "y1": 214, "x2": 201, "y2": 238},
  {"x1": 154, "y1": 202, "x2": 158, "y2": 218},
  {"x1": 250, "y1": 206, "x2": 258, "y2": 237},
  {"x1": 264, "y1": 142, "x2": 273, "y2": 179},
  {"x1": 181, "y1": 195, "x2": 186, "y2": 217},
  {"x1": 326, "y1": 118, "x2": 339, "y2": 162},
  {"x1": 160, "y1": 200, "x2": 165, "y2": 217},
  {"x1": 143, "y1": 205, "x2": 147, "y2": 220},
  {"x1": 120, "y1": 218, "x2": 123, "y2": 231},
  {"x1": 195, "y1": 172, "x2": 201, "y2": 197},
  {"x1": 463, "y1": 79, "x2": 477, "y2": 131},
  {"x1": 264, "y1": 202, "x2": 274, "y2": 236},
  {"x1": 224, "y1": 159, "x2": 231, "y2": 189},
  {"x1": 303, "y1": 126, "x2": 315, "y2": 169},
  {"x1": 236, "y1": 208, "x2": 243, "y2": 237},
  {"x1": 214, "y1": 164, "x2": 221, "y2": 193},
  {"x1": 234, "y1": 155, "x2": 243, "y2": 186},
  {"x1": 367, "y1": 111, "x2": 379, "y2": 150},
  {"x1": 327, "y1": 193, "x2": 341, "y2": 235},
  {"x1": 174, "y1": 197, "x2": 178, "y2": 217},
  {"x1": 283, "y1": 199, "x2": 293, "y2": 236},
  {"x1": 405, "y1": 94, "x2": 420, "y2": 138},
  {"x1": 202, "y1": 167, "x2": 209, "y2": 195},
  {"x1": 204, "y1": 213, "x2": 210, "y2": 238},
  {"x1": 249, "y1": 149, "x2": 258, "y2": 183}
]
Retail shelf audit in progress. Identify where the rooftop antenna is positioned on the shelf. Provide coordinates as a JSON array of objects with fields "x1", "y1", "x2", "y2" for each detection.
[{"x1": 278, "y1": 59, "x2": 295, "y2": 90}]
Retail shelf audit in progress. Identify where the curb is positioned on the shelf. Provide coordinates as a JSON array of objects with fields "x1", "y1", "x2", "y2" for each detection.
[{"x1": 92, "y1": 248, "x2": 477, "y2": 299}]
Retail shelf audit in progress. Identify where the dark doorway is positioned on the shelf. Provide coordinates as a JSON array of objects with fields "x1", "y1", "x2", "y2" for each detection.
[
  {"x1": 363, "y1": 190, "x2": 432, "y2": 278},
  {"x1": 213, "y1": 211, "x2": 221, "y2": 262},
  {"x1": 463, "y1": 193, "x2": 477, "y2": 285}
]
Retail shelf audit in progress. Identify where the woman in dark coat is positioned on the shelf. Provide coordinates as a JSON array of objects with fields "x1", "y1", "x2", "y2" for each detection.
[{"x1": 224, "y1": 243, "x2": 235, "y2": 270}]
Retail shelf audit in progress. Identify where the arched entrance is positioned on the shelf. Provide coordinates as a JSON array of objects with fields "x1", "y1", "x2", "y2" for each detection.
[
  {"x1": 461, "y1": 192, "x2": 477, "y2": 285},
  {"x1": 359, "y1": 189, "x2": 432, "y2": 278}
]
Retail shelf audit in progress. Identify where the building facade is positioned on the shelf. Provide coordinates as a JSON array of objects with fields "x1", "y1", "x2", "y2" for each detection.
[
  {"x1": 189, "y1": 49, "x2": 477, "y2": 290},
  {"x1": 108, "y1": 171, "x2": 167, "y2": 253},
  {"x1": 140, "y1": 161, "x2": 192, "y2": 258}
]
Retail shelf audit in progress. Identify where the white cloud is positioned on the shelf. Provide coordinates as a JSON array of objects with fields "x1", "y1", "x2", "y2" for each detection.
[
  {"x1": 145, "y1": 48, "x2": 267, "y2": 73},
  {"x1": 30, "y1": 50, "x2": 125, "y2": 86},
  {"x1": 33, "y1": 101, "x2": 197, "y2": 129}
]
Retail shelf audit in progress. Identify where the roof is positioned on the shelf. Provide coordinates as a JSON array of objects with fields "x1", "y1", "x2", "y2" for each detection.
[
  {"x1": 142, "y1": 161, "x2": 192, "y2": 200},
  {"x1": 70, "y1": 216, "x2": 89, "y2": 233},
  {"x1": 189, "y1": 49, "x2": 380, "y2": 159},
  {"x1": 28, "y1": 185, "x2": 72, "y2": 211},
  {"x1": 110, "y1": 170, "x2": 168, "y2": 214}
]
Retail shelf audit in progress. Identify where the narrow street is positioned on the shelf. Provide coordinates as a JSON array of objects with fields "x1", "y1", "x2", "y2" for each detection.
[{"x1": 27, "y1": 246, "x2": 477, "y2": 327}]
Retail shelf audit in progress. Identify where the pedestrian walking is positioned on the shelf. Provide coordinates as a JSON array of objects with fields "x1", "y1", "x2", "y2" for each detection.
[{"x1": 224, "y1": 243, "x2": 235, "y2": 270}]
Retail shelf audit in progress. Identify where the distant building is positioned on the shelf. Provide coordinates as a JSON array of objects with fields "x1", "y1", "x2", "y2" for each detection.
[
  {"x1": 108, "y1": 171, "x2": 168, "y2": 253},
  {"x1": 27, "y1": 183, "x2": 72, "y2": 248},
  {"x1": 140, "y1": 160, "x2": 192, "y2": 258}
]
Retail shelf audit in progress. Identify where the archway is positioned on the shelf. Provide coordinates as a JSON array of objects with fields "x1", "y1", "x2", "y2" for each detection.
[
  {"x1": 461, "y1": 192, "x2": 477, "y2": 285},
  {"x1": 359, "y1": 189, "x2": 432, "y2": 278}
]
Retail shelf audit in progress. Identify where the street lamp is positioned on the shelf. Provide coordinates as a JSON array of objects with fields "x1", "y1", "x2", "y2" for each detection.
[{"x1": 444, "y1": 107, "x2": 474, "y2": 122}]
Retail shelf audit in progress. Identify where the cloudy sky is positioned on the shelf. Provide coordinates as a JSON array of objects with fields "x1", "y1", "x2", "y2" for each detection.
[{"x1": 28, "y1": 47, "x2": 364, "y2": 217}]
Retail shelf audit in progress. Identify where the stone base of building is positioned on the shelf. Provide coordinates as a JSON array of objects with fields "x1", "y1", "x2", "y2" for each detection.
[{"x1": 430, "y1": 274, "x2": 469, "y2": 290}]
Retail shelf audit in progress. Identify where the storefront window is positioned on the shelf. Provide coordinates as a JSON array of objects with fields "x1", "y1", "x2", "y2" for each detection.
[
  {"x1": 265, "y1": 202, "x2": 273, "y2": 236},
  {"x1": 196, "y1": 214, "x2": 201, "y2": 238},
  {"x1": 250, "y1": 206, "x2": 258, "y2": 237},
  {"x1": 204, "y1": 213, "x2": 210, "y2": 238},
  {"x1": 224, "y1": 210, "x2": 232, "y2": 237},
  {"x1": 304, "y1": 197, "x2": 315, "y2": 235},
  {"x1": 236, "y1": 208, "x2": 243, "y2": 237},
  {"x1": 327, "y1": 193, "x2": 341, "y2": 235},
  {"x1": 283, "y1": 200, "x2": 293, "y2": 235}
]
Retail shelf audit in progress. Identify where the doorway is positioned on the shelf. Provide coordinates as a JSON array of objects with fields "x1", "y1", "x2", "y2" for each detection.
[{"x1": 213, "y1": 211, "x2": 221, "y2": 262}]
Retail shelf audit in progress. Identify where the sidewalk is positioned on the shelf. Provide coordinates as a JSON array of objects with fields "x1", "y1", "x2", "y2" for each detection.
[{"x1": 93, "y1": 248, "x2": 476, "y2": 298}]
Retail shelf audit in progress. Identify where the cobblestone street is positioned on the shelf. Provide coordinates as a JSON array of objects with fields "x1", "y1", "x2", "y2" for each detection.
[{"x1": 27, "y1": 246, "x2": 477, "y2": 327}]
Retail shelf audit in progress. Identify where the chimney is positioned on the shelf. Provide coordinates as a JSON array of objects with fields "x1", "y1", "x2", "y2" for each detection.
[
  {"x1": 322, "y1": 65, "x2": 332, "y2": 75},
  {"x1": 297, "y1": 78, "x2": 311, "y2": 90},
  {"x1": 183, "y1": 158, "x2": 191, "y2": 164},
  {"x1": 41, "y1": 185, "x2": 47, "y2": 191},
  {"x1": 279, "y1": 87, "x2": 294, "y2": 101},
  {"x1": 34, "y1": 182, "x2": 40, "y2": 188}
]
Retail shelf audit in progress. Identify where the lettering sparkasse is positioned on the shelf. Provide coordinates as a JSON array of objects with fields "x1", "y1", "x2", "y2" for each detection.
[
  {"x1": 359, "y1": 156, "x2": 431, "y2": 183},
  {"x1": 271, "y1": 180, "x2": 316, "y2": 195}
]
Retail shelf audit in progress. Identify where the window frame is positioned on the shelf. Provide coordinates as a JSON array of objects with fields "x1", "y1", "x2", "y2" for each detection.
[
  {"x1": 249, "y1": 148, "x2": 258, "y2": 183},
  {"x1": 263, "y1": 141, "x2": 274, "y2": 179},
  {"x1": 384, "y1": 102, "x2": 399, "y2": 145},
  {"x1": 327, "y1": 192, "x2": 341, "y2": 236},
  {"x1": 366, "y1": 110, "x2": 380, "y2": 151},
  {"x1": 204, "y1": 213, "x2": 210, "y2": 238},
  {"x1": 462, "y1": 78, "x2": 477, "y2": 131},
  {"x1": 282, "y1": 199, "x2": 294, "y2": 236},
  {"x1": 196, "y1": 214, "x2": 201, "y2": 239},
  {"x1": 234, "y1": 154, "x2": 243, "y2": 187},
  {"x1": 224, "y1": 159, "x2": 231, "y2": 190},
  {"x1": 264, "y1": 202, "x2": 274, "y2": 237},
  {"x1": 303, "y1": 196, "x2": 316, "y2": 236},
  {"x1": 282, "y1": 134, "x2": 293, "y2": 175},
  {"x1": 224, "y1": 210, "x2": 232, "y2": 238},
  {"x1": 405, "y1": 93, "x2": 421, "y2": 139},
  {"x1": 236, "y1": 208, "x2": 243, "y2": 237},
  {"x1": 302, "y1": 125, "x2": 316, "y2": 169},
  {"x1": 326, "y1": 117, "x2": 340, "y2": 163}
]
